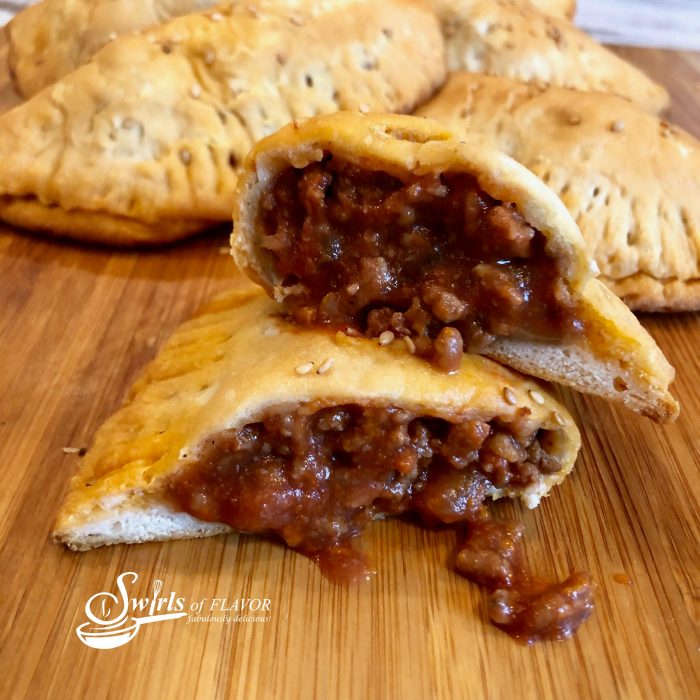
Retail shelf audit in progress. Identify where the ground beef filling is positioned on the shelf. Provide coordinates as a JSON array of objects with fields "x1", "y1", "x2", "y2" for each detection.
[
  {"x1": 259, "y1": 158, "x2": 583, "y2": 372},
  {"x1": 166, "y1": 403, "x2": 593, "y2": 643}
]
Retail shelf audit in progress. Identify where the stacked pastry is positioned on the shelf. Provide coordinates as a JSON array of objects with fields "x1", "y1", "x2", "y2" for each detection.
[
  {"x1": 1, "y1": 0, "x2": 686, "y2": 643},
  {"x1": 54, "y1": 113, "x2": 679, "y2": 642}
]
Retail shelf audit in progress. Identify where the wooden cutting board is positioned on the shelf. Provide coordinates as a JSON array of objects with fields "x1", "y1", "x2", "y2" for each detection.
[{"x1": 0, "y1": 35, "x2": 698, "y2": 698}]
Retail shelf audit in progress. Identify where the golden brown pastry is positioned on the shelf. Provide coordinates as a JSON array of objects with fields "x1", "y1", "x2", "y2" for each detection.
[
  {"x1": 0, "y1": 0, "x2": 444, "y2": 245},
  {"x1": 7, "y1": 0, "x2": 215, "y2": 98},
  {"x1": 7, "y1": 0, "x2": 576, "y2": 99},
  {"x1": 433, "y1": 0, "x2": 667, "y2": 113},
  {"x1": 529, "y1": 0, "x2": 575, "y2": 19},
  {"x1": 231, "y1": 112, "x2": 678, "y2": 421},
  {"x1": 54, "y1": 286, "x2": 581, "y2": 554},
  {"x1": 432, "y1": 0, "x2": 576, "y2": 22},
  {"x1": 416, "y1": 73, "x2": 700, "y2": 311}
]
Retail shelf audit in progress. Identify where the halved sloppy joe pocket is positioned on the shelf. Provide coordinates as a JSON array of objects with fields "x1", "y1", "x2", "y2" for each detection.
[
  {"x1": 165, "y1": 400, "x2": 571, "y2": 577},
  {"x1": 164, "y1": 399, "x2": 592, "y2": 643},
  {"x1": 256, "y1": 156, "x2": 584, "y2": 372}
]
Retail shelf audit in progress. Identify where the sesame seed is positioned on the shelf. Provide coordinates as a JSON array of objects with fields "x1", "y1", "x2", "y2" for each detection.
[
  {"x1": 553, "y1": 411, "x2": 566, "y2": 426},
  {"x1": 210, "y1": 12, "x2": 223, "y2": 21},
  {"x1": 295, "y1": 362, "x2": 314, "y2": 375},
  {"x1": 204, "y1": 50, "x2": 216, "y2": 66},
  {"x1": 107, "y1": 32, "x2": 118, "y2": 41},
  {"x1": 345, "y1": 283, "x2": 360, "y2": 295},
  {"x1": 610, "y1": 119, "x2": 625, "y2": 133},
  {"x1": 358, "y1": 104, "x2": 369, "y2": 114},
  {"x1": 403, "y1": 336, "x2": 416, "y2": 354},
  {"x1": 378, "y1": 331, "x2": 395, "y2": 346},
  {"x1": 345, "y1": 327, "x2": 362, "y2": 337},
  {"x1": 317, "y1": 358, "x2": 335, "y2": 375},
  {"x1": 290, "y1": 15, "x2": 304, "y2": 26},
  {"x1": 503, "y1": 387, "x2": 517, "y2": 405},
  {"x1": 228, "y1": 79, "x2": 245, "y2": 95},
  {"x1": 363, "y1": 135, "x2": 373, "y2": 145},
  {"x1": 568, "y1": 113, "x2": 581, "y2": 125},
  {"x1": 62, "y1": 446, "x2": 81, "y2": 454},
  {"x1": 190, "y1": 84, "x2": 202, "y2": 99},
  {"x1": 529, "y1": 389, "x2": 545, "y2": 405},
  {"x1": 179, "y1": 147, "x2": 192, "y2": 165}
]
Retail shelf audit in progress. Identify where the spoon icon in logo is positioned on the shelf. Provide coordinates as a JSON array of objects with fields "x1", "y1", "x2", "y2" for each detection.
[{"x1": 75, "y1": 572, "x2": 187, "y2": 649}]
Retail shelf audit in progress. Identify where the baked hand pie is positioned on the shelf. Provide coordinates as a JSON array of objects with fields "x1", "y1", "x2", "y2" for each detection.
[
  {"x1": 7, "y1": 0, "x2": 575, "y2": 99},
  {"x1": 4, "y1": 0, "x2": 576, "y2": 99},
  {"x1": 432, "y1": 0, "x2": 667, "y2": 113},
  {"x1": 54, "y1": 286, "x2": 580, "y2": 551},
  {"x1": 7, "y1": 0, "x2": 214, "y2": 98},
  {"x1": 416, "y1": 73, "x2": 700, "y2": 312},
  {"x1": 231, "y1": 112, "x2": 678, "y2": 421},
  {"x1": 0, "y1": 0, "x2": 444, "y2": 245}
]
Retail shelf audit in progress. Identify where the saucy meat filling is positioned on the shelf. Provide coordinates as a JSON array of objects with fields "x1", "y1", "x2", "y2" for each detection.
[
  {"x1": 166, "y1": 403, "x2": 594, "y2": 643},
  {"x1": 259, "y1": 157, "x2": 584, "y2": 372}
]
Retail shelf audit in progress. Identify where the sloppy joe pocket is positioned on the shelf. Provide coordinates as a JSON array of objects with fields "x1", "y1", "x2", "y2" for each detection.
[
  {"x1": 257, "y1": 157, "x2": 584, "y2": 372},
  {"x1": 54, "y1": 287, "x2": 587, "y2": 642}
]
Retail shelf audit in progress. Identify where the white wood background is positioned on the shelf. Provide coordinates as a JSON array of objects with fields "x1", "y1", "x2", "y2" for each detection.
[{"x1": 576, "y1": 0, "x2": 700, "y2": 50}]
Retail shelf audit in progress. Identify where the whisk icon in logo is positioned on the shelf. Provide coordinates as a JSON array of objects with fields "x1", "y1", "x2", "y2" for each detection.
[{"x1": 75, "y1": 572, "x2": 187, "y2": 649}]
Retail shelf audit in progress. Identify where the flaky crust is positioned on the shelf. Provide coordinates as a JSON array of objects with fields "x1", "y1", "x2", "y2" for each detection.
[
  {"x1": 0, "y1": 0, "x2": 445, "y2": 245},
  {"x1": 433, "y1": 0, "x2": 667, "y2": 113},
  {"x1": 604, "y1": 276, "x2": 700, "y2": 313},
  {"x1": 53, "y1": 287, "x2": 580, "y2": 550},
  {"x1": 231, "y1": 112, "x2": 678, "y2": 421},
  {"x1": 416, "y1": 73, "x2": 700, "y2": 312},
  {"x1": 7, "y1": 0, "x2": 213, "y2": 98},
  {"x1": 0, "y1": 198, "x2": 216, "y2": 245}
]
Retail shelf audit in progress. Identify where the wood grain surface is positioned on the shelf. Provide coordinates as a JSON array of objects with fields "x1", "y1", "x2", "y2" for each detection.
[{"x1": 0, "y1": 40, "x2": 698, "y2": 700}]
